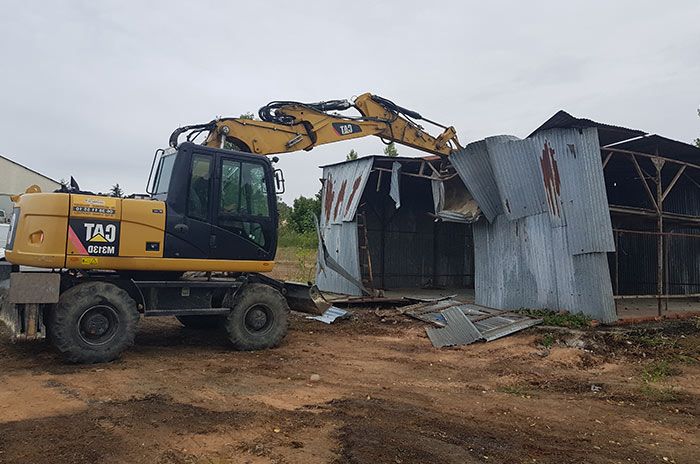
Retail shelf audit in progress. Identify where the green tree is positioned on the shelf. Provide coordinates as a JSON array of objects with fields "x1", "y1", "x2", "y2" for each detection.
[
  {"x1": 110, "y1": 183, "x2": 124, "y2": 198},
  {"x1": 277, "y1": 198, "x2": 292, "y2": 226},
  {"x1": 384, "y1": 142, "x2": 399, "y2": 157},
  {"x1": 239, "y1": 112, "x2": 255, "y2": 120},
  {"x1": 289, "y1": 193, "x2": 321, "y2": 234},
  {"x1": 346, "y1": 149, "x2": 358, "y2": 161}
]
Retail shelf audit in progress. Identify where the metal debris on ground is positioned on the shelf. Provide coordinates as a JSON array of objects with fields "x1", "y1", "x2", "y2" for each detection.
[
  {"x1": 425, "y1": 307, "x2": 483, "y2": 348},
  {"x1": 306, "y1": 307, "x2": 351, "y2": 324},
  {"x1": 403, "y1": 298, "x2": 542, "y2": 347}
]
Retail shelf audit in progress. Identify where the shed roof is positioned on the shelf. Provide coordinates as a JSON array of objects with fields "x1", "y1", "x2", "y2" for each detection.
[
  {"x1": 0, "y1": 154, "x2": 60, "y2": 185},
  {"x1": 529, "y1": 110, "x2": 645, "y2": 146},
  {"x1": 529, "y1": 110, "x2": 700, "y2": 163}
]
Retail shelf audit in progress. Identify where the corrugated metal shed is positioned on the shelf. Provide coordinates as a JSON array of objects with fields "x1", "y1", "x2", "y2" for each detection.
[{"x1": 456, "y1": 128, "x2": 617, "y2": 322}]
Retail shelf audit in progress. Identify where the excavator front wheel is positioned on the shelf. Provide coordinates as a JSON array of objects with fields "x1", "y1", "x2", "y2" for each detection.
[
  {"x1": 224, "y1": 283, "x2": 288, "y2": 351},
  {"x1": 47, "y1": 281, "x2": 140, "y2": 364}
]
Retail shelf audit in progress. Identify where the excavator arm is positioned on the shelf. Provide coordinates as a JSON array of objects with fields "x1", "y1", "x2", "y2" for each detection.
[{"x1": 169, "y1": 93, "x2": 461, "y2": 157}]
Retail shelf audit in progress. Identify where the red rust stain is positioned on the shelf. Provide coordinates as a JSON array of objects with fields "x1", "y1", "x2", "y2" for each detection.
[
  {"x1": 344, "y1": 176, "x2": 363, "y2": 215},
  {"x1": 540, "y1": 141, "x2": 561, "y2": 216},
  {"x1": 333, "y1": 180, "x2": 347, "y2": 221},
  {"x1": 324, "y1": 175, "x2": 335, "y2": 223}
]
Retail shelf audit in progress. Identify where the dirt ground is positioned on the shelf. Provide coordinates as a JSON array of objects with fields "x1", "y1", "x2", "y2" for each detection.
[{"x1": 0, "y1": 311, "x2": 698, "y2": 464}]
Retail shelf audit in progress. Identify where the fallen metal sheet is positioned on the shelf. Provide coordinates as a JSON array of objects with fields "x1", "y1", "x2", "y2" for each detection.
[
  {"x1": 425, "y1": 307, "x2": 483, "y2": 348},
  {"x1": 401, "y1": 298, "x2": 463, "y2": 316},
  {"x1": 474, "y1": 315, "x2": 543, "y2": 341},
  {"x1": 306, "y1": 307, "x2": 351, "y2": 324},
  {"x1": 414, "y1": 299, "x2": 542, "y2": 347}
]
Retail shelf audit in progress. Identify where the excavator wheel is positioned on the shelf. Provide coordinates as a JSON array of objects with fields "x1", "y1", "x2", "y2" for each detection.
[
  {"x1": 47, "y1": 281, "x2": 140, "y2": 364},
  {"x1": 224, "y1": 283, "x2": 288, "y2": 351},
  {"x1": 176, "y1": 315, "x2": 226, "y2": 330}
]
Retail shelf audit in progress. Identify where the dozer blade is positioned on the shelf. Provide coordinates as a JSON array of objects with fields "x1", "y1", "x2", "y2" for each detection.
[{"x1": 282, "y1": 282, "x2": 331, "y2": 315}]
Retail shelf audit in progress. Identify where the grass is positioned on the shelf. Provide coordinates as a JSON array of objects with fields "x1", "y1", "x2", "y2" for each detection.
[
  {"x1": 641, "y1": 360, "x2": 679, "y2": 383},
  {"x1": 269, "y1": 246, "x2": 318, "y2": 283},
  {"x1": 518, "y1": 308, "x2": 593, "y2": 329},
  {"x1": 277, "y1": 227, "x2": 317, "y2": 250},
  {"x1": 540, "y1": 333, "x2": 556, "y2": 349},
  {"x1": 638, "y1": 384, "x2": 679, "y2": 402}
]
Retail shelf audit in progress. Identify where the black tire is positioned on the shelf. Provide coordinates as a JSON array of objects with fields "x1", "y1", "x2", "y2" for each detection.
[
  {"x1": 224, "y1": 283, "x2": 288, "y2": 351},
  {"x1": 47, "y1": 281, "x2": 140, "y2": 364},
  {"x1": 176, "y1": 315, "x2": 225, "y2": 330}
]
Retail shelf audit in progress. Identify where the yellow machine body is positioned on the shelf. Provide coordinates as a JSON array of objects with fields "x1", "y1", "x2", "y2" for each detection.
[{"x1": 5, "y1": 192, "x2": 274, "y2": 273}]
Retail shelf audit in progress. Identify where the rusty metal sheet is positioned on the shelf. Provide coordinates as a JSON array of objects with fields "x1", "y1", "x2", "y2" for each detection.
[
  {"x1": 530, "y1": 127, "x2": 615, "y2": 255},
  {"x1": 320, "y1": 157, "x2": 373, "y2": 226},
  {"x1": 9, "y1": 272, "x2": 60, "y2": 303}
]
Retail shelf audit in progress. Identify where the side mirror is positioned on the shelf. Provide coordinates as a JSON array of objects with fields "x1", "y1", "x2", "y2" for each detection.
[{"x1": 274, "y1": 168, "x2": 286, "y2": 194}]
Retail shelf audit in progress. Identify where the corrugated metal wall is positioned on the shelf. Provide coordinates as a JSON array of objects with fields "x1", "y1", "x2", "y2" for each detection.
[
  {"x1": 315, "y1": 158, "x2": 374, "y2": 296},
  {"x1": 316, "y1": 221, "x2": 362, "y2": 295},
  {"x1": 453, "y1": 128, "x2": 617, "y2": 322}
]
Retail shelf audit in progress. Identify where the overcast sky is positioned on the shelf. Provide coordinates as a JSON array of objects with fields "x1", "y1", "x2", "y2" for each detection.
[{"x1": 1, "y1": 1, "x2": 698, "y2": 202}]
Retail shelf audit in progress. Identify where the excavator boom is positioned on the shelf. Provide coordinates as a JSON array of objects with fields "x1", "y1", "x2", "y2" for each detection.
[{"x1": 170, "y1": 93, "x2": 461, "y2": 157}]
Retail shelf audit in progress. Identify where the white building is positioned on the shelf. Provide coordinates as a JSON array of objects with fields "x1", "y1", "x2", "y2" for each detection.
[{"x1": 0, "y1": 155, "x2": 60, "y2": 222}]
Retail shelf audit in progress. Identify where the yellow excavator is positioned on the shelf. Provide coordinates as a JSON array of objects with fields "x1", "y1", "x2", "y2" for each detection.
[{"x1": 0, "y1": 93, "x2": 460, "y2": 363}]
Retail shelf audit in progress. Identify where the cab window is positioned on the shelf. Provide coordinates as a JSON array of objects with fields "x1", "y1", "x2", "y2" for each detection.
[
  {"x1": 241, "y1": 163, "x2": 269, "y2": 217},
  {"x1": 153, "y1": 153, "x2": 176, "y2": 195},
  {"x1": 187, "y1": 154, "x2": 212, "y2": 221},
  {"x1": 219, "y1": 159, "x2": 270, "y2": 247}
]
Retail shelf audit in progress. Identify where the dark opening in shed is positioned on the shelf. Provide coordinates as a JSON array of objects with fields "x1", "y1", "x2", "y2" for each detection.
[{"x1": 316, "y1": 156, "x2": 478, "y2": 298}]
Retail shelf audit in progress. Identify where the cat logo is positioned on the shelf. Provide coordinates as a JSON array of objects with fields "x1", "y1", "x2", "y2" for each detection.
[
  {"x1": 68, "y1": 219, "x2": 120, "y2": 256},
  {"x1": 85, "y1": 223, "x2": 117, "y2": 243},
  {"x1": 84, "y1": 222, "x2": 117, "y2": 255}
]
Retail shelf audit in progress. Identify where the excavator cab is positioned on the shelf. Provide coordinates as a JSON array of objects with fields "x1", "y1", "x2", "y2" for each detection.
[{"x1": 148, "y1": 142, "x2": 281, "y2": 263}]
